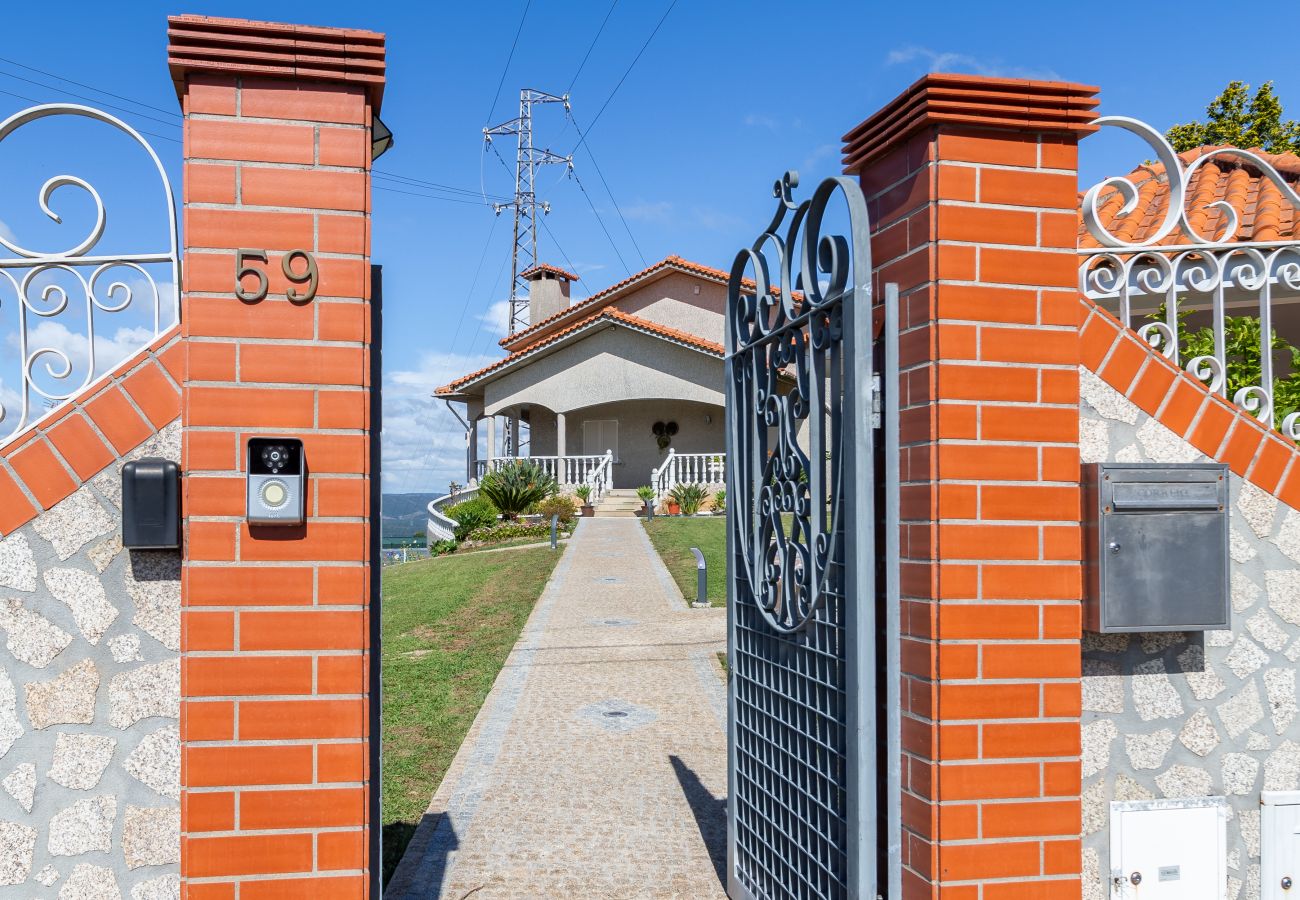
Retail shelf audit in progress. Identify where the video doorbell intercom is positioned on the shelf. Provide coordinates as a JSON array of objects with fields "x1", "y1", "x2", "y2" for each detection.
[{"x1": 246, "y1": 438, "x2": 305, "y2": 525}]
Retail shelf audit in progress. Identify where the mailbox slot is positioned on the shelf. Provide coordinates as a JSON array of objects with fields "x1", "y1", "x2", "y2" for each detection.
[{"x1": 1084, "y1": 463, "x2": 1229, "y2": 633}]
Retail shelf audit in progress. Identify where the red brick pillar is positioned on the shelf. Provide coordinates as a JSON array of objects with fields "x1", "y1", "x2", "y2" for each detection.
[
  {"x1": 843, "y1": 75, "x2": 1097, "y2": 897},
  {"x1": 168, "y1": 16, "x2": 384, "y2": 898}
]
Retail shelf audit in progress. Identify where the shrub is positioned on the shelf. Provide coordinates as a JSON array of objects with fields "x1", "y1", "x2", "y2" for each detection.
[
  {"x1": 465, "y1": 522, "x2": 562, "y2": 544},
  {"x1": 536, "y1": 494, "x2": 578, "y2": 524},
  {"x1": 478, "y1": 460, "x2": 558, "y2": 520},
  {"x1": 670, "y1": 482, "x2": 709, "y2": 516},
  {"x1": 574, "y1": 484, "x2": 592, "y2": 504},
  {"x1": 430, "y1": 539, "x2": 457, "y2": 556},
  {"x1": 445, "y1": 496, "x2": 498, "y2": 541},
  {"x1": 635, "y1": 485, "x2": 656, "y2": 503},
  {"x1": 713, "y1": 489, "x2": 726, "y2": 512}
]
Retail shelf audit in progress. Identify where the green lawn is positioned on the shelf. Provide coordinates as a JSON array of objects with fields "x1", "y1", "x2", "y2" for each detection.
[
  {"x1": 381, "y1": 545, "x2": 561, "y2": 884},
  {"x1": 643, "y1": 515, "x2": 727, "y2": 606}
]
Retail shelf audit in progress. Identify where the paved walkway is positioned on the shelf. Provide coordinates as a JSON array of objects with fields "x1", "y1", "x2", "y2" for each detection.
[{"x1": 388, "y1": 518, "x2": 729, "y2": 900}]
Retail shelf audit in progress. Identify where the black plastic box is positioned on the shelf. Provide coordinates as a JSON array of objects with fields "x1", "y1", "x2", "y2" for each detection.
[{"x1": 121, "y1": 458, "x2": 180, "y2": 549}]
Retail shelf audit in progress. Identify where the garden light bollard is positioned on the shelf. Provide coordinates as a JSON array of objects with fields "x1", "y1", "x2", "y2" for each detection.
[
  {"x1": 690, "y1": 546, "x2": 707, "y2": 607},
  {"x1": 550, "y1": 514, "x2": 559, "y2": 550}
]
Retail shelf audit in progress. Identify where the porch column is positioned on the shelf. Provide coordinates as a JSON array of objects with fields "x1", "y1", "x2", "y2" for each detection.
[
  {"x1": 843, "y1": 74, "x2": 1097, "y2": 896},
  {"x1": 556, "y1": 412, "x2": 567, "y2": 458},
  {"x1": 485, "y1": 414, "x2": 496, "y2": 463},
  {"x1": 510, "y1": 415, "x2": 520, "y2": 457},
  {"x1": 467, "y1": 416, "x2": 478, "y2": 483}
]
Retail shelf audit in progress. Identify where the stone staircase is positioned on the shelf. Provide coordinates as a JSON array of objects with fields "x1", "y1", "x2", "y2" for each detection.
[{"x1": 594, "y1": 489, "x2": 644, "y2": 518}]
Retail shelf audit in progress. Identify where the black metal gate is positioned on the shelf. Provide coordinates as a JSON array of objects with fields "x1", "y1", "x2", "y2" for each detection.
[{"x1": 724, "y1": 171, "x2": 898, "y2": 899}]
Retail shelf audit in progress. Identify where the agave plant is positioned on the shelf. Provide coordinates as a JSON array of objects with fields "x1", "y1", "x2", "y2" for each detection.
[
  {"x1": 635, "y1": 485, "x2": 656, "y2": 503},
  {"x1": 574, "y1": 484, "x2": 593, "y2": 504},
  {"x1": 670, "y1": 482, "x2": 709, "y2": 516},
  {"x1": 478, "y1": 460, "x2": 558, "y2": 521}
]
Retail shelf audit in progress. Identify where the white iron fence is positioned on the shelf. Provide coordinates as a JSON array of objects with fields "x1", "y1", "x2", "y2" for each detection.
[
  {"x1": 1080, "y1": 115, "x2": 1300, "y2": 435},
  {"x1": 0, "y1": 104, "x2": 180, "y2": 449}
]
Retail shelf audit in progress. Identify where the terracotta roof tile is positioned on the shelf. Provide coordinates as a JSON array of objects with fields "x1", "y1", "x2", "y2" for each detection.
[
  {"x1": 436, "y1": 307, "x2": 723, "y2": 396},
  {"x1": 520, "y1": 262, "x2": 580, "y2": 282},
  {"x1": 1080, "y1": 145, "x2": 1300, "y2": 247},
  {"x1": 500, "y1": 255, "x2": 751, "y2": 352}
]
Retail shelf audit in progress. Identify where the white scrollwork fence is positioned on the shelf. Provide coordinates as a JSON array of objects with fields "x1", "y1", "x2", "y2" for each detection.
[
  {"x1": 0, "y1": 104, "x2": 180, "y2": 449},
  {"x1": 1080, "y1": 116, "x2": 1300, "y2": 436},
  {"x1": 651, "y1": 450, "x2": 726, "y2": 505}
]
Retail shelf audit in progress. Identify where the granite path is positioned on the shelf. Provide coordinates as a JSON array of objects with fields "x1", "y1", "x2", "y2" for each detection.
[{"x1": 388, "y1": 517, "x2": 729, "y2": 899}]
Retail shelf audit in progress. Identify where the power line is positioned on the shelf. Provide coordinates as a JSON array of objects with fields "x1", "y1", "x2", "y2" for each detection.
[
  {"x1": 372, "y1": 184, "x2": 496, "y2": 207},
  {"x1": 567, "y1": 0, "x2": 678, "y2": 158},
  {"x1": 0, "y1": 87, "x2": 180, "y2": 144},
  {"x1": 372, "y1": 171, "x2": 510, "y2": 203},
  {"x1": 0, "y1": 67, "x2": 180, "y2": 127},
  {"x1": 484, "y1": 0, "x2": 532, "y2": 126},
  {"x1": 0, "y1": 57, "x2": 518, "y2": 207},
  {"x1": 567, "y1": 0, "x2": 621, "y2": 95},
  {"x1": 449, "y1": 217, "x2": 501, "y2": 352},
  {"x1": 572, "y1": 168, "x2": 630, "y2": 277},
  {"x1": 538, "y1": 217, "x2": 591, "y2": 299},
  {"x1": 0, "y1": 54, "x2": 181, "y2": 118},
  {"x1": 569, "y1": 113, "x2": 646, "y2": 267}
]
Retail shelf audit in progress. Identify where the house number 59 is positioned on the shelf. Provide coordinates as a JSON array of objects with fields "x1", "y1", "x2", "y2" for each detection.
[{"x1": 235, "y1": 248, "x2": 319, "y2": 303}]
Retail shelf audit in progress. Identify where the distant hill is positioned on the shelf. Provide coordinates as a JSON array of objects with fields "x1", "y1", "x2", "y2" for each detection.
[{"x1": 381, "y1": 493, "x2": 439, "y2": 538}]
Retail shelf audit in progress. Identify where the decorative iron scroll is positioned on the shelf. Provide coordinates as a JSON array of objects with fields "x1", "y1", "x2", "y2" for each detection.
[
  {"x1": 726, "y1": 170, "x2": 872, "y2": 633},
  {"x1": 1079, "y1": 116, "x2": 1300, "y2": 435},
  {"x1": 0, "y1": 104, "x2": 180, "y2": 447}
]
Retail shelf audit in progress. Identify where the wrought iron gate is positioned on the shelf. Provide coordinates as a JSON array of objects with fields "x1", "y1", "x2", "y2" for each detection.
[{"x1": 724, "y1": 171, "x2": 899, "y2": 899}]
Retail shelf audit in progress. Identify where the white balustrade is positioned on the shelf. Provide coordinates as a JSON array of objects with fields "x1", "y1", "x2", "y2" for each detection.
[
  {"x1": 651, "y1": 451, "x2": 727, "y2": 505},
  {"x1": 426, "y1": 485, "x2": 480, "y2": 545}
]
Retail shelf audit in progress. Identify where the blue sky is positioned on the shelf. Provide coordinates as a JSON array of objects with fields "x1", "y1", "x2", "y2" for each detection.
[{"x1": 0, "y1": 1, "x2": 1297, "y2": 493}]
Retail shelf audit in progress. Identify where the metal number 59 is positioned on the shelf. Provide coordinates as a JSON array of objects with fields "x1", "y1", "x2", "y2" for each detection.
[{"x1": 234, "y1": 248, "x2": 319, "y2": 303}]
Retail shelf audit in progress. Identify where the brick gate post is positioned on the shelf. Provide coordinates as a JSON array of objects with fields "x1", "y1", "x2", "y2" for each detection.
[
  {"x1": 168, "y1": 16, "x2": 384, "y2": 898},
  {"x1": 843, "y1": 75, "x2": 1098, "y2": 897}
]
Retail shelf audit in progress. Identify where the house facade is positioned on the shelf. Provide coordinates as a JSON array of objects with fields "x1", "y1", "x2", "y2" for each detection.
[{"x1": 436, "y1": 257, "x2": 737, "y2": 501}]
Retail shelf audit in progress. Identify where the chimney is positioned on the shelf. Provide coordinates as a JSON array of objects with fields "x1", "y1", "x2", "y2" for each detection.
[{"x1": 522, "y1": 263, "x2": 578, "y2": 325}]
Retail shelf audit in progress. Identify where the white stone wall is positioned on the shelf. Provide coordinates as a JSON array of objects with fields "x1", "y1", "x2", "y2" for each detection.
[
  {"x1": 0, "y1": 422, "x2": 180, "y2": 899},
  {"x1": 1080, "y1": 369, "x2": 1300, "y2": 900}
]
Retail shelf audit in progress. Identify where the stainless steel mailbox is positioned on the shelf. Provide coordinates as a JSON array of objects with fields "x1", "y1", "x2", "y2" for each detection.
[{"x1": 1084, "y1": 463, "x2": 1229, "y2": 633}]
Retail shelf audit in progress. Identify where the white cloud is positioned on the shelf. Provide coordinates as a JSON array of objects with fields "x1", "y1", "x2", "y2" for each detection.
[
  {"x1": 0, "y1": 218, "x2": 14, "y2": 245},
  {"x1": 885, "y1": 45, "x2": 1062, "y2": 82},
  {"x1": 621, "y1": 201, "x2": 674, "y2": 224},
  {"x1": 476, "y1": 298, "x2": 514, "y2": 341},
  {"x1": 744, "y1": 113, "x2": 780, "y2": 130},
  {"x1": 801, "y1": 143, "x2": 839, "y2": 173},
  {"x1": 381, "y1": 349, "x2": 497, "y2": 494}
]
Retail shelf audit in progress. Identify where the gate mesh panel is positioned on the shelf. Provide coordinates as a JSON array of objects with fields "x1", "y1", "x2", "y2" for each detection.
[{"x1": 732, "y1": 554, "x2": 848, "y2": 899}]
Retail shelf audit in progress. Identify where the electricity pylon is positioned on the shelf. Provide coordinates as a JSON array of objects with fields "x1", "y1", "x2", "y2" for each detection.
[{"x1": 484, "y1": 88, "x2": 572, "y2": 336}]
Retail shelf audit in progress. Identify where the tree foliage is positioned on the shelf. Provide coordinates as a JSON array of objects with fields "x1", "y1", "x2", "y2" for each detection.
[
  {"x1": 1152, "y1": 306, "x2": 1300, "y2": 425},
  {"x1": 1166, "y1": 81, "x2": 1300, "y2": 154}
]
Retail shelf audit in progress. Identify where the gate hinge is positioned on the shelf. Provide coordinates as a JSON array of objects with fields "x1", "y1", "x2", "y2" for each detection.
[{"x1": 870, "y1": 374, "x2": 882, "y2": 430}]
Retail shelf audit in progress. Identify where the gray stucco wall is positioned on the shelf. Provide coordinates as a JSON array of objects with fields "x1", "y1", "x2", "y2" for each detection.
[
  {"x1": 1080, "y1": 368, "x2": 1299, "y2": 900},
  {"x1": 0, "y1": 422, "x2": 180, "y2": 899},
  {"x1": 613, "y1": 271, "x2": 727, "y2": 344},
  {"x1": 483, "y1": 326, "x2": 724, "y2": 416}
]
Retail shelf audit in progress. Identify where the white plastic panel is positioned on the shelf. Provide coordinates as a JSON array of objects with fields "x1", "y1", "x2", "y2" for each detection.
[
  {"x1": 1110, "y1": 798, "x2": 1227, "y2": 899},
  {"x1": 1263, "y1": 791, "x2": 1300, "y2": 900}
]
